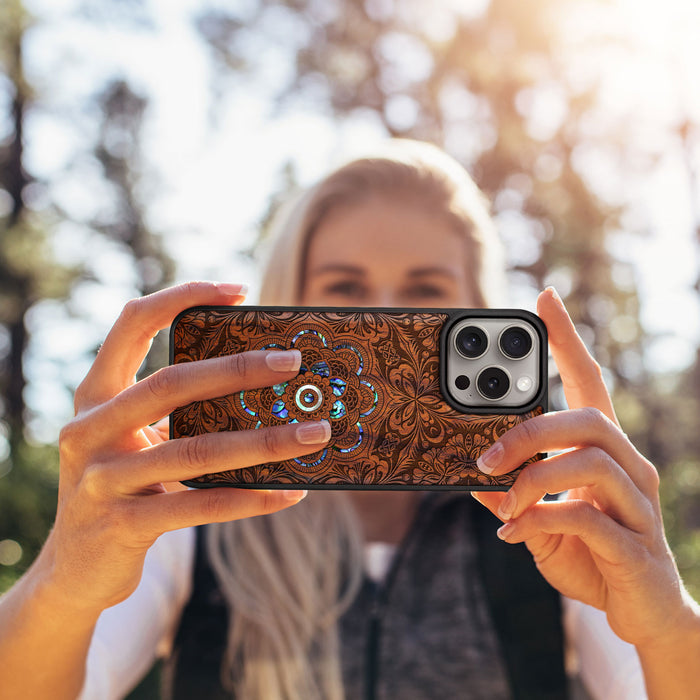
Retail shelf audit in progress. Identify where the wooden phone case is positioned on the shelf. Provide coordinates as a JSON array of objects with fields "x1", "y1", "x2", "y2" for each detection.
[{"x1": 170, "y1": 306, "x2": 547, "y2": 490}]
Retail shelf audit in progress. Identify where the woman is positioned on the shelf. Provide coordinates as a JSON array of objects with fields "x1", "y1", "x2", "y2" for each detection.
[{"x1": 0, "y1": 140, "x2": 698, "y2": 700}]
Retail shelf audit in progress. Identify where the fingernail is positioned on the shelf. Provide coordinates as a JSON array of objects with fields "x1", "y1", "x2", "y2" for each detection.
[
  {"x1": 497, "y1": 522, "x2": 516, "y2": 541},
  {"x1": 215, "y1": 282, "x2": 249, "y2": 297},
  {"x1": 283, "y1": 489, "x2": 308, "y2": 502},
  {"x1": 498, "y1": 490, "x2": 517, "y2": 520},
  {"x1": 296, "y1": 420, "x2": 331, "y2": 445},
  {"x1": 476, "y1": 443, "x2": 504, "y2": 474},
  {"x1": 266, "y1": 349, "x2": 302, "y2": 372},
  {"x1": 546, "y1": 285, "x2": 563, "y2": 306}
]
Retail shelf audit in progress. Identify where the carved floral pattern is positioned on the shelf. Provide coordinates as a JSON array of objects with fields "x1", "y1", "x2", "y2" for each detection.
[{"x1": 171, "y1": 309, "x2": 543, "y2": 488}]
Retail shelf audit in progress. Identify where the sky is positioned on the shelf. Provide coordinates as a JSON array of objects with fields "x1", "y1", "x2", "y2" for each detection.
[
  {"x1": 10, "y1": 0, "x2": 700, "y2": 442},
  {"x1": 563, "y1": 0, "x2": 700, "y2": 370}
]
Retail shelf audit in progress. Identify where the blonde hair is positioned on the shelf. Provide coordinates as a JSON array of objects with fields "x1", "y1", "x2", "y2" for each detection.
[
  {"x1": 207, "y1": 139, "x2": 504, "y2": 699},
  {"x1": 259, "y1": 139, "x2": 505, "y2": 306},
  {"x1": 206, "y1": 494, "x2": 363, "y2": 699}
]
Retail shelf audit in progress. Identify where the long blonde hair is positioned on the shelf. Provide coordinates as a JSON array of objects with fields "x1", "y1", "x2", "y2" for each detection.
[{"x1": 206, "y1": 139, "x2": 504, "y2": 699}]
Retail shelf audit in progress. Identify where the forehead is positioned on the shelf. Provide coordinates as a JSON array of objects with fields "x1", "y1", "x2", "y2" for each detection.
[{"x1": 307, "y1": 196, "x2": 468, "y2": 273}]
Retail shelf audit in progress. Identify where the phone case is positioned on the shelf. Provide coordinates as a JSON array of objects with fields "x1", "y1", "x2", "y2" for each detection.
[{"x1": 170, "y1": 306, "x2": 547, "y2": 490}]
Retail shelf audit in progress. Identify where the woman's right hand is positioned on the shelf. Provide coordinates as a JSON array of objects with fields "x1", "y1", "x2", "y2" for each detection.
[{"x1": 41, "y1": 282, "x2": 330, "y2": 615}]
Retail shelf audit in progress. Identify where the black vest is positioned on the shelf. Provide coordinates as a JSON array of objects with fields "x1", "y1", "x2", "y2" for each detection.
[{"x1": 162, "y1": 495, "x2": 568, "y2": 699}]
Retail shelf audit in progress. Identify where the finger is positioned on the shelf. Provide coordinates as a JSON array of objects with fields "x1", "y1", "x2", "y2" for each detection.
[
  {"x1": 476, "y1": 408, "x2": 659, "y2": 497},
  {"x1": 471, "y1": 491, "x2": 602, "y2": 597},
  {"x1": 496, "y1": 498, "x2": 638, "y2": 567},
  {"x1": 471, "y1": 490, "x2": 507, "y2": 520},
  {"x1": 77, "y1": 282, "x2": 248, "y2": 408},
  {"x1": 139, "y1": 486, "x2": 309, "y2": 536},
  {"x1": 495, "y1": 447, "x2": 654, "y2": 533},
  {"x1": 537, "y1": 287, "x2": 618, "y2": 424},
  {"x1": 471, "y1": 491, "x2": 607, "y2": 596},
  {"x1": 97, "y1": 349, "x2": 302, "y2": 436},
  {"x1": 520, "y1": 529, "x2": 605, "y2": 607},
  {"x1": 113, "y1": 420, "x2": 331, "y2": 489},
  {"x1": 143, "y1": 417, "x2": 170, "y2": 444}
]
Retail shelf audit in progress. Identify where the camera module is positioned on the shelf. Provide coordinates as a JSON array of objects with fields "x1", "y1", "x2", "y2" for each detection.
[
  {"x1": 455, "y1": 325, "x2": 488, "y2": 359},
  {"x1": 445, "y1": 315, "x2": 540, "y2": 410},
  {"x1": 476, "y1": 366, "x2": 510, "y2": 400},
  {"x1": 498, "y1": 326, "x2": 533, "y2": 360}
]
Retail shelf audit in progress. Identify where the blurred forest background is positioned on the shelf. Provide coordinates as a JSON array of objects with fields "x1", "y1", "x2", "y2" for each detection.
[{"x1": 1, "y1": 0, "x2": 700, "y2": 687}]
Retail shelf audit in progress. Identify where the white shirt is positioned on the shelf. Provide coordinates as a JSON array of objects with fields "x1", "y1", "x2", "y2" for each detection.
[{"x1": 79, "y1": 527, "x2": 647, "y2": 699}]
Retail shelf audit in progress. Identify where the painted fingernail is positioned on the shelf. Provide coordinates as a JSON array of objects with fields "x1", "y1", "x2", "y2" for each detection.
[
  {"x1": 266, "y1": 349, "x2": 302, "y2": 372},
  {"x1": 296, "y1": 420, "x2": 331, "y2": 445},
  {"x1": 283, "y1": 489, "x2": 308, "y2": 502},
  {"x1": 215, "y1": 282, "x2": 249, "y2": 297},
  {"x1": 498, "y1": 490, "x2": 517, "y2": 520},
  {"x1": 497, "y1": 522, "x2": 516, "y2": 541},
  {"x1": 476, "y1": 443, "x2": 504, "y2": 474}
]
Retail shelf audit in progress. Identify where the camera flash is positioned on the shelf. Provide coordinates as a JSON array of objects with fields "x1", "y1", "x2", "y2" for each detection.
[{"x1": 516, "y1": 376, "x2": 533, "y2": 392}]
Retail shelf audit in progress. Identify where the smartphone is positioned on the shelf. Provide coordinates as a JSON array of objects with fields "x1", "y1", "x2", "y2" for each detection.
[{"x1": 170, "y1": 306, "x2": 547, "y2": 490}]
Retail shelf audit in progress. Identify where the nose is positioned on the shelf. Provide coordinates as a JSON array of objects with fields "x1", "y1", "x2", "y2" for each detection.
[{"x1": 361, "y1": 289, "x2": 398, "y2": 308}]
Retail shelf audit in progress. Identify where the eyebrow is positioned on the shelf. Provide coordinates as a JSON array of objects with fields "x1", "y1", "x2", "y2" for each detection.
[
  {"x1": 311, "y1": 263, "x2": 365, "y2": 276},
  {"x1": 311, "y1": 263, "x2": 460, "y2": 280},
  {"x1": 407, "y1": 267, "x2": 461, "y2": 280}
]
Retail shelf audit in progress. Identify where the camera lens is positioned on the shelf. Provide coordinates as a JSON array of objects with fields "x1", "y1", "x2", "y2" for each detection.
[
  {"x1": 499, "y1": 326, "x2": 533, "y2": 359},
  {"x1": 476, "y1": 367, "x2": 510, "y2": 400},
  {"x1": 455, "y1": 374, "x2": 470, "y2": 390},
  {"x1": 455, "y1": 326, "x2": 488, "y2": 359}
]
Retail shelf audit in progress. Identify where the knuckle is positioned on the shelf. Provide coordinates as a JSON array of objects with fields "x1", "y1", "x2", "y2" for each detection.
[
  {"x1": 514, "y1": 463, "x2": 537, "y2": 494},
  {"x1": 570, "y1": 499, "x2": 598, "y2": 533},
  {"x1": 120, "y1": 296, "x2": 144, "y2": 325},
  {"x1": 585, "y1": 446, "x2": 615, "y2": 476},
  {"x1": 578, "y1": 406, "x2": 610, "y2": 430},
  {"x1": 178, "y1": 436, "x2": 212, "y2": 471},
  {"x1": 59, "y1": 418, "x2": 87, "y2": 463},
  {"x1": 119, "y1": 295, "x2": 157, "y2": 349},
  {"x1": 182, "y1": 281, "x2": 208, "y2": 299},
  {"x1": 566, "y1": 357, "x2": 604, "y2": 391},
  {"x1": 255, "y1": 490, "x2": 278, "y2": 514},
  {"x1": 638, "y1": 499, "x2": 659, "y2": 533},
  {"x1": 73, "y1": 380, "x2": 91, "y2": 412},
  {"x1": 225, "y1": 351, "x2": 250, "y2": 381},
  {"x1": 516, "y1": 415, "x2": 542, "y2": 446},
  {"x1": 639, "y1": 456, "x2": 661, "y2": 493},
  {"x1": 257, "y1": 427, "x2": 284, "y2": 459},
  {"x1": 620, "y1": 526, "x2": 648, "y2": 560},
  {"x1": 58, "y1": 420, "x2": 78, "y2": 453},
  {"x1": 585, "y1": 358, "x2": 605, "y2": 383},
  {"x1": 146, "y1": 366, "x2": 181, "y2": 400},
  {"x1": 203, "y1": 490, "x2": 234, "y2": 522},
  {"x1": 80, "y1": 463, "x2": 109, "y2": 499}
]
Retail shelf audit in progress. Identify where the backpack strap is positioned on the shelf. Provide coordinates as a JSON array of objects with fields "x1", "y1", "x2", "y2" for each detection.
[{"x1": 472, "y1": 503, "x2": 569, "y2": 699}]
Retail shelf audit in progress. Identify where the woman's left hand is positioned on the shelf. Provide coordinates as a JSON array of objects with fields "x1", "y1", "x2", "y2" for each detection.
[{"x1": 472, "y1": 287, "x2": 697, "y2": 652}]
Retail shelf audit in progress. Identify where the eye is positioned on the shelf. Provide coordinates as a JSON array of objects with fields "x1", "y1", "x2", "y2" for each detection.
[
  {"x1": 403, "y1": 283, "x2": 451, "y2": 301},
  {"x1": 322, "y1": 280, "x2": 368, "y2": 301}
]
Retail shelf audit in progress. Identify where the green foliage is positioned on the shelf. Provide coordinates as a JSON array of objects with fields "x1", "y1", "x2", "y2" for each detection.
[
  {"x1": 0, "y1": 0, "x2": 173, "y2": 590},
  {"x1": 660, "y1": 457, "x2": 700, "y2": 602},
  {"x1": 615, "y1": 373, "x2": 700, "y2": 596},
  {"x1": 0, "y1": 441, "x2": 59, "y2": 592}
]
